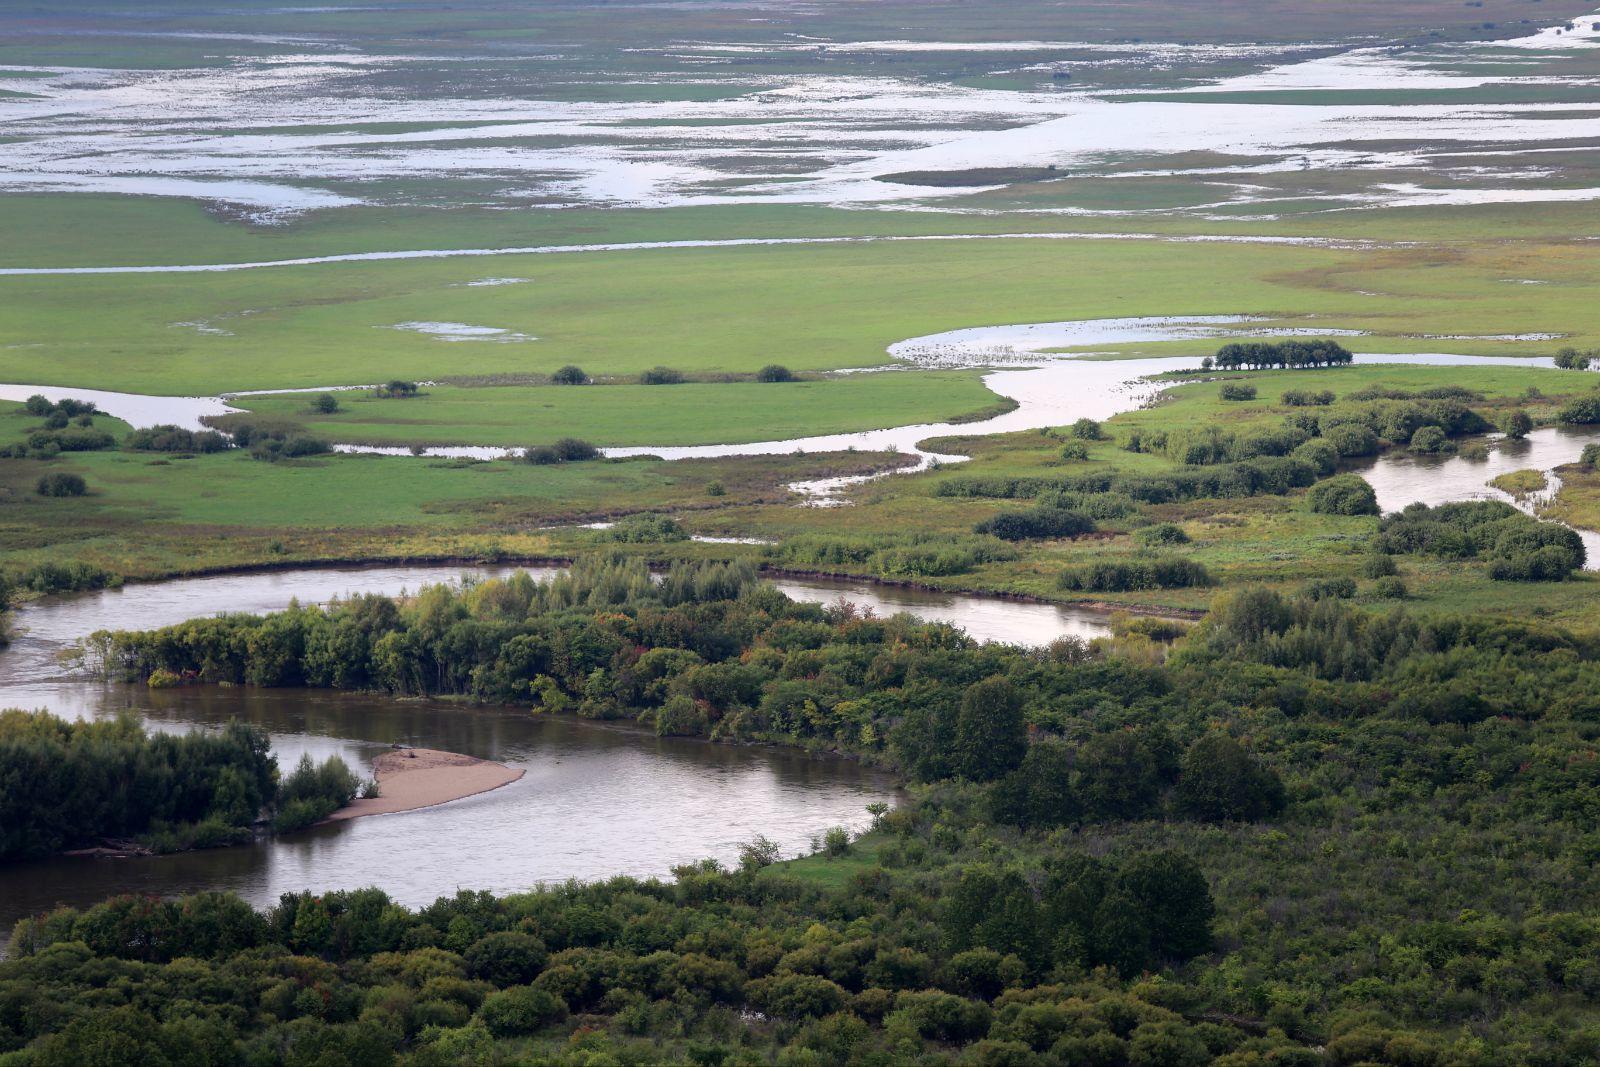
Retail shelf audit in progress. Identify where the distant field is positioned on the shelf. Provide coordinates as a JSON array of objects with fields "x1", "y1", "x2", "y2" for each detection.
[
  {"x1": 232, "y1": 373, "x2": 1000, "y2": 449},
  {"x1": 5, "y1": 234, "x2": 1600, "y2": 397}
]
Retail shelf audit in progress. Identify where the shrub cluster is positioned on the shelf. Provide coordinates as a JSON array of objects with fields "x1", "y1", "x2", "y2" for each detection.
[
  {"x1": 1058, "y1": 557, "x2": 1212, "y2": 592},
  {"x1": 1379, "y1": 501, "x2": 1585, "y2": 581},
  {"x1": 973, "y1": 506, "x2": 1095, "y2": 541},
  {"x1": 1205, "y1": 339, "x2": 1353, "y2": 370},
  {"x1": 124, "y1": 424, "x2": 231, "y2": 453},
  {"x1": 526, "y1": 438, "x2": 600, "y2": 464},
  {"x1": 1306, "y1": 473, "x2": 1380, "y2": 516}
]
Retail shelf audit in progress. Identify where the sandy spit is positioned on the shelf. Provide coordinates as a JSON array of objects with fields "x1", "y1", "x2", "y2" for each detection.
[{"x1": 322, "y1": 747, "x2": 523, "y2": 822}]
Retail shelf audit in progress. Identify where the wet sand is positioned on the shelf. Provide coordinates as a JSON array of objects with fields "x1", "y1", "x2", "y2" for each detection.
[{"x1": 323, "y1": 747, "x2": 523, "y2": 822}]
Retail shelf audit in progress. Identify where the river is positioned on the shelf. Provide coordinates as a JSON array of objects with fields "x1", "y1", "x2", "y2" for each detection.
[{"x1": 0, "y1": 563, "x2": 1116, "y2": 935}]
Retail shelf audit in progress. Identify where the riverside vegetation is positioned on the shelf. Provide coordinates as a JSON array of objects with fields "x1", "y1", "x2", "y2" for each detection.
[
  {"x1": 5, "y1": 557, "x2": 1599, "y2": 1062},
  {"x1": 0, "y1": 711, "x2": 367, "y2": 858}
]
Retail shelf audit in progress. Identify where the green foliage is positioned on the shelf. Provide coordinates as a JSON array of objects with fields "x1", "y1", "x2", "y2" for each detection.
[
  {"x1": 1212, "y1": 339, "x2": 1353, "y2": 370},
  {"x1": 952, "y1": 678, "x2": 1028, "y2": 782},
  {"x1": 1379, "y1": 500, "x2": 1585, "y2": 581},
  {"x1": 375, "y1": 380, "x2": 420, "y2": 398},
  {"x1": 526, "y1": 437, "x2": 600, "y2": 464},
  {"x1": 1172, "y1": 733, "x2": 1286, "y2": 821},
  {"x1": 1134, "y1": 522, "x2": 1189, "y2": 546},
  {"x1": 124, "y1": 424, "x2": 231, "y2": 453},
  {"x1": 0, "y1": 711, "x2": 274, "y2": 858},
  {"x1": 1498, "y1": 408, "x2": 1534, "y2": 440},
  {"x1": 756, "y1": 364, "x2": 796, "y2": 382},
  {"x1": 598, "y1": 513, "x2": 687, "y2": 543},
  {"x1": 272, "y1": 752, "x2": 361, "y2": 831},
  {"x1": 35, "y1": 472, "x2": 87, "y2": 497},
  {"x1": 1059, "y1": 557, "x2": 1212, "y2": 592},
  {"x1": 310, "y1": 392, "x2": 341, "y2": 414},
  {"x1": 1281, "y1": 388, "x2": 1335, "y2": 406},
  {"x1": 974, "y1": 506, "x2": 1095, "y2": 542},
  {"x1": 1069, "y1": 418, "x2": 1103, "y2": 440},
  {"x1": 1218, "y1": 382, "x2": 1257, "y2": 401},
  {"x1": 1058, "y1": 439, "x2": 1089, "y2": 461},
  {"x1": 1558, "y1": 390, "x2": 1600, "y2": 424},
  {"x1": 1305, "y1": 473, "x2": 1379, "y2": 516},
  {"x1": 638, "y1": 366, "x2": 685, "y2": 385},
  {"x1": 549, "y1": 365, "x2": 590, "y2": 385},
  {"x1": 1409, "y1": 424, "x2": 1450, "y2": 453}
]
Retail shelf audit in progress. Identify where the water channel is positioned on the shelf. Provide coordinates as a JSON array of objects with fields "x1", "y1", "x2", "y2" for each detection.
[{"x1": 0, "y1": 563, "x2": 1116, "y2": 934}]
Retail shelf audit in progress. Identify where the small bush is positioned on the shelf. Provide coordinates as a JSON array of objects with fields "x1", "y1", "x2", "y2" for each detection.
[
  {"x1": 822, "y1": 827, "x2": 851, "y2": 857},
  {"x1": 550, "y1": 365, "x2": 590, "y2": 385},
  {"x1": 974, "y1": 507, "x2": 1095, "y2": 541},
  {"x1": 310, "y1": 393, "x2": 341, "y2": 414},
  {"x1": 1135, "y1": 523, "x2": 1189, "y2": 546},
  {"x1": 1291, "y1": 438, "x2": 1339, "y2": 477},
  {"x1": 1360, "y1": 554, "x2": 1398, "y2": 578},
  {"x1": 705, "y1": 480, "x2": 726, "y2": 497},
  {"x1": 756, "y1": 364, "x2": 795, "y2": 382},
  {"x1": 1371, "y1": 576, "x2": 1409, "y2": 599},
  {"x1": 478, "y1": 985, "x2": 567, "y2": 1037},
  {"x1": 1306, "y1": 474, "x2": 1379, "y2": 516},
  {"x1": 375, "y1": 380, "x2": 419, "y2": 398},
  {"x1": 1409, "y1": 425, "x2": 1450, "y2": 453},
  {"x1": 1069, "y1": 418, "x2": 1103, "y2": 440},
  {"x1": 125, "y1": 425, "x2": 231, "y2": 453},
  {"x1": 1558, "y1": 391, "x2": 1600, "y2": 424},
  {"x1": 1582, "y1": 443, "x2": 1600, "y2": 470},
  {"x1": 526, "y1": 438, "x2": 599, "y2": 464},
  {"x1": 1059, "y1": 557, "x2": 1212, "y2": 592},
  {"x1": 36, "y1": 472, "x2": 87, "y2": 497},
  {"x1": 1498, "y1": 409, "x2": 1533, "y2": 440},
  {"x1": 1058, "y1": 440, "x2": 1089, "y2": 462},
  {"x1": 1218, "y1": 383, "x2": 1257, "y2": 401},
  {"x1": 639, "y1": 366, "x2": 685, "y2": 385},
  {"x1": 1282, "y1": 389, "x2": 1335, "y2": 406},
  {"x1": 1303, "y1": 576, "x2": 1357, "y2": 600},
  {"x1": 1323, "y1": 424, "x2": 1379, "y2": 457},
  {"x1": 250, "y1": 436, "x2": 331, "y2": 462}
]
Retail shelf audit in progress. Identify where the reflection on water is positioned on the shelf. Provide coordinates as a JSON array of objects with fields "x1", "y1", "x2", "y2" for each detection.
[
  {"x1": 1, "y1": 561, "x2": 1114, "y2": 936},
  {"x1": 0, "y1": 686, "x2": 899, "y2": 934}
]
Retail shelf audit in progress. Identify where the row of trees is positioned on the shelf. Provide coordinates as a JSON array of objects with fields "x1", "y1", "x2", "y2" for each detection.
[{"x1": 1203, "y1": 339, "x2": 1354, "y2": 371}]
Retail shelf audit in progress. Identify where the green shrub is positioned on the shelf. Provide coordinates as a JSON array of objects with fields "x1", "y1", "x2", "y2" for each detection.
[
  {"x1": 1218, "y1": 383, "x2": 1257, "y2": 401},
  {"x1": 1360, "y1": 554, "x2": 1398, "y2": 578},
  {"x1": 974, "y1": 507, "x2": 1095, "y2": 541},
  {"x1": 478, "y1": 985, "x2": 568, "y2": 1036},
  {"x1": 639, "y1": 366, "x2": 685, "y2": 385},
  {"x1": 1323, "y1": 424, "x2": 1380, "y2": 457},
  {"x1": 1409, "y1": 425, "x2": 1450, "y2": 453},
  {"x1": 1371, "y1": 576, "x2": 1409, "y2": 599},
  {"x1": 1306, "y1": 474, "x2": 1379, "y2": 516},
  {"x1": 36, "y1": 472, "x2": 87, "y2": 497},
  {"x1": 375, "y1": 380, "x2": 419, "y2": 398},
  {"x1": 1059, "y1": 557, "x2": 1212, "y2": 592},
  {"x1": 1498, "y1": 409, "x2": 1534, "y2": 440},
  {"x1": 1058, "y1": 440, "x2": 1089, "y2": 461},
  {"x1": 1069, "y1": 418, "x2": 1103, "y2": 440},
  {"x1": 1135, "y1": 523, "x2": 1189, "y2": 546},
  {"x1": 1291, "y1": 438, "x2": 1339, "y2": 476},
  {"x1": 550, "y1": 365, "x2": 590, "y2": 385},
  {"x1": 1303, "y1": 576, "x2": 1357, "y2": 600},
  {"x1": 310, "y1": 393, "x2": 341, "y2": 414},
  {"x1": 125, "y1": 425, "x2": 231, "y2": 453},
  {"x1": 756, "y1": 364, "x2": 795, "y2": 382},
  {"x1": 1281, "y1": 389, "x2": 1335, "y2": 406}
]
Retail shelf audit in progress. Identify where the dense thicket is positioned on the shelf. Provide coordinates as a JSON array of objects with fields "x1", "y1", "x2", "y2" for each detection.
[
  {"x1": 32, "y1": 563, "x2": 1600, "y2": 1061},
  {"x1": 1379, "y1": 500, "x2": 1586, "y2": 580},
  {"x1": 0, "y1": 712, "x2": 275, "y2": 858}
]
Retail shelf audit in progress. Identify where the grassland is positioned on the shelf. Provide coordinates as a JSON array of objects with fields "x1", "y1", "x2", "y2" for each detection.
[
  {"x1": 229, "y1": 373, "x2": 1000, "y2": 449},
  {"x1": 8, "y1": 234, "x2": 1600, "y2": 398}
]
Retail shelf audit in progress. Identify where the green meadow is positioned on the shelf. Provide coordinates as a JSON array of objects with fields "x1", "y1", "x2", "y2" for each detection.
[{"x1": 232, "y1": 373, "x2": 998, "y2": 449}]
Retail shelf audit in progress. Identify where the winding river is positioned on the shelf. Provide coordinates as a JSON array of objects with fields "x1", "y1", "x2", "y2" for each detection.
[{"x1": 0, "y1": 563, "x2": 1116, "y2": 935}]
